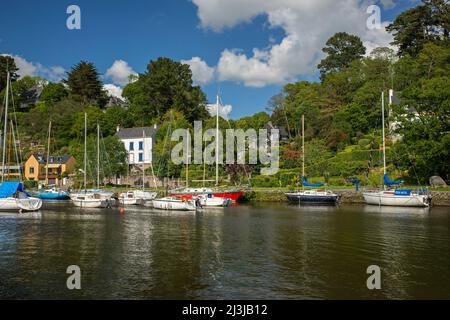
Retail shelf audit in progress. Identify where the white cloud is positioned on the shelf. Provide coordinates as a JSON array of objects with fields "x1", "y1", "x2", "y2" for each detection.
[
  {"x1": 379, "y1": 0, "x2": 396, "y2": 10},
  {"x1": 206, "y1": 102, "x2": 233, "y2": 119},
  {"x1": 1, "y1": 54, "x2": 65, "y2": 82},
  {"x1": 181, "y1": 57, "x2": 215, "y2": 85},
  {"x1": 103, "y1": 84, "x2": 124, "y2": 99},
  {"x1": 192, "y1": 0, "x2": 396, "y2": 87},
  {"x1": 105, "y1": 59, "x2": 136, "y2": 86}
]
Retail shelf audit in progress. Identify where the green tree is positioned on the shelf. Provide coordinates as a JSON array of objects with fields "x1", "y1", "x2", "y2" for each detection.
[
  {"x1": 39, "y1": 83, "x2": 68, "y2": 105},
  {"x1": 386, "y1": 0, "x2": 449, "y2": 57},
  {"x1": 0, "y1": 55, "x2": 19, "y2": 92},
  {"x1": 64, "y1": 61, "x2": 108, "y2": 107},
  {"x1": 392, "y1": 76, "x2": 450, "y2": 182},
  {"x1": 123, "y1": 57, "x2": 208, "y2": 122},
  {"x1": 318, "y1": 32, "x2": 366, "y2": 80}
]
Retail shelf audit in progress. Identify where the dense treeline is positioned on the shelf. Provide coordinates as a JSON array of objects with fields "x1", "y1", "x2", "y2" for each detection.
[{"x1": 0, "y1": 0, "x2": 448, "y2": 186}]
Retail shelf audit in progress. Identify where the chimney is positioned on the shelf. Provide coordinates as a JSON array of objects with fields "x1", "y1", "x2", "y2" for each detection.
[{"x1": 116, "y1": 125, "x2": 120, "y2": 133}]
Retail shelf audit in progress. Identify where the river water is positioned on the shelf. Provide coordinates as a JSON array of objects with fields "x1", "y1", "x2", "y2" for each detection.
[{"x1": 0, "y1": 202, "x2": 449, "y2": 299}]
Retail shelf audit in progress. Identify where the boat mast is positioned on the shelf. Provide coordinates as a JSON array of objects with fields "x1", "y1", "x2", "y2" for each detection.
[
  {"x1": 97, "y1": 123, "x2": 100, "y2": 189},
  {"x1": 215, "y1": 94, "x2": 219, "y2": 187},
  {"x1": 1, "y1": 72, "x2": 10, "y2": 183},
  {"x1": 381, "y1": 91, "x2": 386, "y2": 190},
  {"x1": 142, "y1": 128, "x2": 145, "y2": 191},
  {"x1": 186, "y1": 129, "x2": 189, "y2": 188},
  {"x1": 84, "y1": 113, "x2": 87, "y2": 192},
  {"x1": 302, "y1": 114, "x2": 305, "y2": 191},
  {"x1": 45, "y1": 121, "x2": 51, "y2": 185}
]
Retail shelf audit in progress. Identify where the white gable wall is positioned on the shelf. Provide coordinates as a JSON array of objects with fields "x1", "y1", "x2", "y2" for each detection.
[{"x1": 120, "y1": 136, "x2": 153, "y2": 165}]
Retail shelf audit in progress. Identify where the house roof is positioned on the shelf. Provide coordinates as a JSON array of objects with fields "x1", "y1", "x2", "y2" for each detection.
[
  {"x1": 32, "y1": 154, "x2": 73, "y2": 164},
  {"x1": 116, "y1": 126, "x2": 158, "y2": 139}
]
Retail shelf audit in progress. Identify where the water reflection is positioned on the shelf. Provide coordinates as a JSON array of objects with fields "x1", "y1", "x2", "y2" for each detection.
[{"x1": 0, "y1": 203, "x2": 449, "y2": 299}]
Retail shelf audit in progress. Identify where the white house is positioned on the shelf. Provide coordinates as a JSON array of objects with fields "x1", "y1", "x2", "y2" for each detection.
[{"x1": 116, "y1": 125, "x2": 158, "y2": 166}]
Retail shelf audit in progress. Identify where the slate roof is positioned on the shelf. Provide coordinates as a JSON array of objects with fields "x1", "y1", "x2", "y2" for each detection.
[
  {"x1": 32, "y1": 154, "x2": 73, "y2": 164},
  {"x1": 116, "y1": 126, "x2": 158, "y2": 139}
]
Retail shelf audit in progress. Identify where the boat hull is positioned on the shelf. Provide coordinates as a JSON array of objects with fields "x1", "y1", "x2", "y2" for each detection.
[
  {"x1": 35, "y1": 192, "x2": 70, "y2": 200},
  {"x1": 0, "y1": 197, "x2": 43, "y2": 212},
  {"x1": 286, "y1": 193, "x2": 339, "y2": 205},
  {"x1": 119, "y1": 198, "x2": 144, "y2": 206},
  {"x1": 363, "y1": 192, "x2": 430, "y2": 207},
  {"x1": 71, "y1": 199, "x2": 109, "y2": 208},
  {"x1": 70, "y1": 193, "x2": 110, "y2": 208},
  {"x1": 118, "y1": 190, "x2": 157, "y2": 205},
  {"x1": 152, "y1": 199, "x2": 197, "y2": 211},
  {"x1": 169, "y1": 190, "x2": 243, "y2": 202}
]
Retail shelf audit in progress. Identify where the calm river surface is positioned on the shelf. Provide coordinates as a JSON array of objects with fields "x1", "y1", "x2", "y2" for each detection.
[{"x1": 0, "y1": 202, "x2": 449, "y2": 299}]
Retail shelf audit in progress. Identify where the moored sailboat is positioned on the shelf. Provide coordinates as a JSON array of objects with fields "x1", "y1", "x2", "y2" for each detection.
[
  {"x1": 71, "y1": 114, "x2": 110, "y2": 208},
  {"x1": 33, "y1": 121, "x2": 70, "y2": 200},
  {"x1": 168, "y1": 94, "x2": 243, "y2": 202},
  {"x1": 0, "y1": 72, "x2": 42, "y2": 212},
  {"x1": 362, "y1": 92, "x2": 431, "y2": 207},
  {"x1": 285, "y1": 115, "x2": 340, "y2": 205},
  {"x1": 152, "y1": 196, "x2": 198, "y2": 211}
]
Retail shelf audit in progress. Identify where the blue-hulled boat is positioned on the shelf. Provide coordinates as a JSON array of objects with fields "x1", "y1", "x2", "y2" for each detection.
[
  {"x1": 33, "y1": 188, "x2": 70, "y2": 200},
  {"x1": 285, "y1": 177, "x2": 340, "y2": 205},
  {"x1": 284, "y1": 115, "x2": 340, "y2": 205}
]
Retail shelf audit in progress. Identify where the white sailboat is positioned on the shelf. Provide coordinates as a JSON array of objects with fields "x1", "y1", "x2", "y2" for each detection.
[
  {"x1": 152, "y1": 196, "x2": 198, "y2": 211},
  {"x1": 194, "y1": 193, "x2": 232, "y2": 207},
  {"x1": 71, "y1": 114, "x2": 110, "y2": 208},
  {"x1": 0, "y1": 72, "x2": 42, "y2": 212},
  {"x1": 119, "y1": 128, "x2": 157, "y2": 205},
  {"x1": 362, "y1": 92, "x2": 432, "y2": 207}
]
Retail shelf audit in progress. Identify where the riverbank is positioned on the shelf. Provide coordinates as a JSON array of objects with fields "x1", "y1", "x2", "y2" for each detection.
[{"x1": 246, "y1": 189, "x2": 450, "y2": 206}]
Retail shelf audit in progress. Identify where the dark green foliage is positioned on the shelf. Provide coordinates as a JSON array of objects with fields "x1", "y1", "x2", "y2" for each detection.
[
  {"x1": 39, "y1": 83, "x2": 68, "y2": 105},
  {"x1": 64, "y1": 61, "x2": 108, "y2": 107},
  {"x1": 318, "y1": 32, "x2": 366, "y2": 80},
  {"x1": 0, "y1": 55, "x2": 19, "y2": 92},
  {"x1": 123, "y1": 57, "x2": 209, "y2": 122},
  {"x1": 386, "y1": 0, "x2": 450, "y2": 57}
]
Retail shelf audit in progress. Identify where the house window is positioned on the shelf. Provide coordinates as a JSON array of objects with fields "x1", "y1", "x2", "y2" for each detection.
[
  {"x1": 29, "y1": 166, "x2": 34, "y2": 174},
  {"x1": 139, "y1": 141, "x2": 143, "y2": 150},
  {"x1": 139, "y1": 153, "x2": 143, "y2": 162},
  {"x1": 129, "y1": 142, "x2": 134, "y2": 151}
]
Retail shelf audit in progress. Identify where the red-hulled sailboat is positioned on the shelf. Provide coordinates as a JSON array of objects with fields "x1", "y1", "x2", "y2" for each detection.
[
  {"x1": 168, "y1": 94, "x2": 245, "y2": 203},
  {"x1": 168, "y1": 187, "x2": 244, "y2": 202}
]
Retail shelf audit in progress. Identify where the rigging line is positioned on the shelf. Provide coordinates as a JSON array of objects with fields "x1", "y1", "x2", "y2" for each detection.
[
  {"x1": 11, "y1": 120, "x2": 21, "y2": 181},
  {"x1": 220, "y1": 95, "x2": 252, "y2": 187},
  {"x1": 8, "y1": 82, "x2": 24, "y2": 168},
  {"x1": 156, "y1": 113, "x2": 172, "y2": 179}
]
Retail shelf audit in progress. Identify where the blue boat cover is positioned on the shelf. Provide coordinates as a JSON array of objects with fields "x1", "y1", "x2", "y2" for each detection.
[
  {"x1": 384, "y1": 174, "x2": 402, "y2": 186},
  {"x1": 394, "y1": 189, "x2": 411, "y2": 196},
  {"x1": 302, "y1": 176, "x2": 324, "y2": 187},
  {"x1": 0, "y1": 181, "x2": 24, "y2": 198}
]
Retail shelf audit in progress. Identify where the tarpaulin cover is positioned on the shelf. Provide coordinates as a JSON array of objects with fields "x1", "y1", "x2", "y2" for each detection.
[{"x1": 0, "y1": 181, "x2": 24, "y2": 198}]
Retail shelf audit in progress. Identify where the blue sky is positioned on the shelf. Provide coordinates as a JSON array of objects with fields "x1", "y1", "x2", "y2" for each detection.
[{"x1": 0, "y1": 0, "x2": 416, "y2": 119}]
